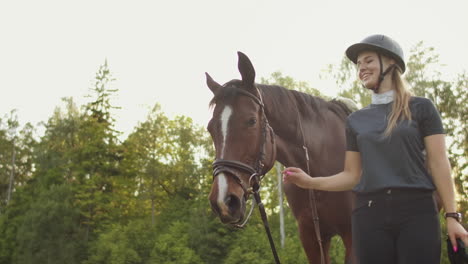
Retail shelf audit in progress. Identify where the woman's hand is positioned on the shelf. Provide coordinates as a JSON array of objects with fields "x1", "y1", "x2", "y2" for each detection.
[
  {"x1": 282, "y1": 167, "x2": 314, "y2": 189},
  {"x1": 282, "y1": 152, "x2": 361, "y2": 191},
  {"x1": 447, "y1": 217, "x2": 468, "y2": 252}
]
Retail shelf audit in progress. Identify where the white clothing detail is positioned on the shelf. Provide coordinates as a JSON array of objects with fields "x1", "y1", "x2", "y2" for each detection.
[{"x1": 372, "y1": 90, "x2": 395, "y2": 105}]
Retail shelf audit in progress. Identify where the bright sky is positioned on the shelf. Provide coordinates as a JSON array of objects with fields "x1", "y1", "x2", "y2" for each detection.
[{"x1": 1, "y1": 0, "x2": 467, "y2": 138}]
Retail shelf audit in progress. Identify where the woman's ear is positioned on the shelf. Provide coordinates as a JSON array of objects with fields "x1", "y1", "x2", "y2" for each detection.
[{"x1": 382, "y1": 55, "x2": 396, "y2": 66}]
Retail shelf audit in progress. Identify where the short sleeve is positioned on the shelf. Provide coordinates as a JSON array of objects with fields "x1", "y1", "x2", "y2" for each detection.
[
  {"x1": 345, "y1": 118, "x2": 359, "y2": 152},
  {"x1": 419, "y1": 98, "x2": 445, "y2": 137}
]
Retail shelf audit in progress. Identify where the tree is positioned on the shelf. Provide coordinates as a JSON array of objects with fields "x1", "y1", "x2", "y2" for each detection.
[
  {"x1": 74, "y1": 60, "x2": 123, "y2": 240},
  {"x1": 2, "y1": 61, "x2": 125, "y2": 264},
  {"x1": 120, "y1": 104, "x2": 171, "y2": 225},
  {"x1": 0, "y1": 111, "x2": 35, "y2": 213},
  {"x1": 0, "y1": 59, "x2": 227, "y2": 263},
  {"x1": 15, "y1": 184, "x2": 85, "y2": 264},
  {"x1": 0, "y1": 180, "x2": 35, "y2": 264},
  {"x1": 150, "y1": 221, "x2": 203, "y2": 264},
  {"x1": 84, "y1": 219, "x2": 156, "y2": 264},
  {"x1": 0, "y1": 111, "x2": 36, "y2": 264}
]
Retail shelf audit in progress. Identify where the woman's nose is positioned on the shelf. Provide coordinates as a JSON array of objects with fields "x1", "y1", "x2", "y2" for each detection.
[{"x1": 358, "y1": 64, "x2": 366, "y2": 72}]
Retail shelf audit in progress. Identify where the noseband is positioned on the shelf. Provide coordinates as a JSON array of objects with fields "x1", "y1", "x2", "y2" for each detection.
[{"x1": 212, "y1": 87, "x2": 274, "y2": 199}]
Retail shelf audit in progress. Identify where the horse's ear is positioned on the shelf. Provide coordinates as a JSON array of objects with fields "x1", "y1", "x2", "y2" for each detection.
[
  {"x1": 237, "y1": 51, "x2": 256, "y2": 88},
  {"x1": 205, "y1": 72, "x2": 222, "y2": 94}
]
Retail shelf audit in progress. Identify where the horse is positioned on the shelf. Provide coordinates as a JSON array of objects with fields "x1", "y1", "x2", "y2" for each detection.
[{"x1": 206, "y1": 52, "x2": 357, "y2": 264}]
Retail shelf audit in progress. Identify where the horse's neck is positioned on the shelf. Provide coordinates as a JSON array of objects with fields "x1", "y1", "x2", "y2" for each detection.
[
  {"x1": 262, "y1": 86, "x2": 319, "y2": 136},
  {"x1": 262, "y1": 87, "x2": 324, "y2": 169}
]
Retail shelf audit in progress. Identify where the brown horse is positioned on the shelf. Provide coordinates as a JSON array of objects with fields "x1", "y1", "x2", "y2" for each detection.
[{"x1": 207, "y1": 52, "x2": 356, "y2": 264}]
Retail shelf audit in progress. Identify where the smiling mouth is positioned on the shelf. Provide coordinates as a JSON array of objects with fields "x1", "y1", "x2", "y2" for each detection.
[{"x1": 361, "y1": 73, "x2": 372, "y2": 80}]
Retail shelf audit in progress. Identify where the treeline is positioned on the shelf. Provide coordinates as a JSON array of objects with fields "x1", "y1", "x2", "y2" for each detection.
[{"x1": 0, "y1": 43, "x2": 466, "y2": 264}]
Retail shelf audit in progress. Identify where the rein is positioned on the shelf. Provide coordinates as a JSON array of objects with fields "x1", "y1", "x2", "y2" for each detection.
[
  {"x1": 305, "y1": 151, "x2": 326, "y2": 264},
  {"x1": 212, "y1": 87, "x2": 281, "y2": 264},
  {"x1": 289, "y1": 93, "x2": 325, "y2": 264}
]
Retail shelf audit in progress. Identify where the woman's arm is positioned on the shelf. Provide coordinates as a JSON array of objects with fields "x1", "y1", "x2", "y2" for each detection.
[
  {"x1": 425, "y1": 134, "x2": 468, "y2": 247},
  {"x1": 282, "y1": 151, "x2": 362, "y2": 191}
]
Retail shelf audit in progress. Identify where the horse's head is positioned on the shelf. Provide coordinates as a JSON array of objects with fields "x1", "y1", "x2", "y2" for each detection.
[{"x1": 206, "y1": 52, "x2": 276, "y2": 224}]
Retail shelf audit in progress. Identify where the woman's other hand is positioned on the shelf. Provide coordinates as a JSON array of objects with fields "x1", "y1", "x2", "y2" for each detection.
[{"x1": 447, "y1": 217, "x2": 468, "y2": 252}]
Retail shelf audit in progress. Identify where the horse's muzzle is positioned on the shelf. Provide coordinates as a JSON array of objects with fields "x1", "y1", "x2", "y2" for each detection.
[{"x1": 210, "y1": 192, "x2": 246, "y2": 224}]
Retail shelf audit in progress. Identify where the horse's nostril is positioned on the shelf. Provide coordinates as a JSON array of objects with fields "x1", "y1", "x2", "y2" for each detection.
[{"x1": 225, "y1": 194, "x2": 240, "y2": 213}]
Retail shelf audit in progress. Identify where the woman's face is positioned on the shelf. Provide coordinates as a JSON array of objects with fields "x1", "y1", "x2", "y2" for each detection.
[{"x1": 356, "y1": 51, "x2": 381, "y2": 89}]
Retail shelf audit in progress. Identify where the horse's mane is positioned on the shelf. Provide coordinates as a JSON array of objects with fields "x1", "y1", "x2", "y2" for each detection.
[
  {"x1": 209, "y1": 80, "x2": 354, "y2": 121},
  {"x1": 328, "y1": 98, "x2": 356, "y2": 120}
]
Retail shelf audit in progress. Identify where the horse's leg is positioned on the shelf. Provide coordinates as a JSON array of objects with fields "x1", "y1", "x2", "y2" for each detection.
[
  {"x1": 297, "y1": 216, "x2": 331, "y2": 264},
  {"x1": 322, "y1": 236, "x2": 331, "y2": 264},
  {"x1": 341, "y1": 231, "x2": 357, "y2": 264}
]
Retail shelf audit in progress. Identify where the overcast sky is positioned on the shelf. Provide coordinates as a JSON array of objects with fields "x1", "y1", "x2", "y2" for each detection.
[{"x1": 1, "y1": 0, "x2": 467, "y2": 138}]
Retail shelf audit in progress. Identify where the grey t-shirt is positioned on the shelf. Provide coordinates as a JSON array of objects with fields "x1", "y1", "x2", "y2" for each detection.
[{"x1": 346, "y1": 96, "x2": 445, "y2": 193}]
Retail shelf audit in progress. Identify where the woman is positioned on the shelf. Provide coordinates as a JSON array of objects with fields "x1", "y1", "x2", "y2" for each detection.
[{"x1": 283, "y1": 34, "x2": 467, "y2": 264}]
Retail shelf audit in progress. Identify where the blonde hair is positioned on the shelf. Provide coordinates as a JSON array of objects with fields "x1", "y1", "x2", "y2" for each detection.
[{"x1": 384, "y1": 67, "x2": 413, "y2": 137}]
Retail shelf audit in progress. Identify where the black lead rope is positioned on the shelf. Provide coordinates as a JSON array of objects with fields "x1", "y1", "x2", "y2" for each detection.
[{"x1": 251, "y1": 179, "x2": 282, "y2": 264}]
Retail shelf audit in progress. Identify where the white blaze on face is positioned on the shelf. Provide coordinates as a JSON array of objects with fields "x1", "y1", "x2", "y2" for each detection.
[
  {"x1": 216, "y1": 106, "x2": 233, "y2": 213},
  {"x1": 220, "y1": 106, "x2": 232, "y2": 158},
  {"x1": 217, "y1": 173, "x2": 228, "y2": 211}
]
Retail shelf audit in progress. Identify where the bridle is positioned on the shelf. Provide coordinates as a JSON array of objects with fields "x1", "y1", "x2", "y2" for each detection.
[
  {"x1": 212, "y1": 87, "x2": 274, "y2": 199},
  {"x1": 211, "y1": 86, "x2": 281, "y2": 264}
]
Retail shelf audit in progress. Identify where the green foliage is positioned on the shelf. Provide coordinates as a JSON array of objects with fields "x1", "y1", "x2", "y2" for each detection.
[
  {"x1": 187, "y1": 205, "x2": 235, "y2": 264},
  {"x1": 75, "y1": 61, "x2": 122, "y2": 239},
  {"x1": 0, "y1": 111, "x2": 36, "y2": 214},
  {"x1": 329, "y1": 236, "x2": 346, "y2": 263},
  {"x1": 85, "y1": 220, "x2": 156, "y2": 264},
  {"x1": 151, "y1": 221, "x2": 203, "y2": 264},
  {"x1": 34, "y1": 97, "x2": 82, "y2": 187},
  {"x1": 223, "y1": 223, "x2": 272, "y2": 264},
  {"x1": 15, "y1": 184, "x2": 85, "y2": 264},
  {"x1": 120, "y1": 104, "x2": 212, "y2": 227},
  {"x1": 0, "y1": 184, "x2": 34, "y2": 264},
  {"x1": 85, "y1": 60, "x2": 120, "y2": 127},
  {"x1": 32, "y1": 61, "x2": 123, "y2": 248}
]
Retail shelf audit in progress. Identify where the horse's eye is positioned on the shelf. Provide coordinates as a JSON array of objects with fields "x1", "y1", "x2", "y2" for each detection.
[{"x1": 247, "y1": 118, "x2": 257, "y2": 126}]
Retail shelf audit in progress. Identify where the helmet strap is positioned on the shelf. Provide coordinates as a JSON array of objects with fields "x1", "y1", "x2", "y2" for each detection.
[{"x1": 370, "y1": 54, "x2": 397, "y2": 93}]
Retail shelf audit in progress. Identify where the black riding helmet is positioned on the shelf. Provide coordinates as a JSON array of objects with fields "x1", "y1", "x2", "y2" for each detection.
[{"x1": 345, "y1": 34, "x2": 406, "y2": 92}]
